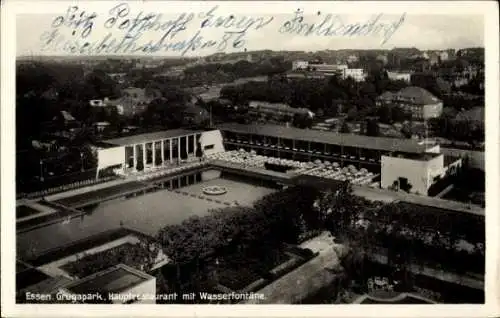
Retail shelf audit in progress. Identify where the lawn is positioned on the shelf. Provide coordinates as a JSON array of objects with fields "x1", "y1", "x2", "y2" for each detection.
[
  {"x1": 180, "y1": 178, "x2": 276, "y2": 206},
  {"x1": 210, "y1": 247, "x2": 303, "y2": 292}
]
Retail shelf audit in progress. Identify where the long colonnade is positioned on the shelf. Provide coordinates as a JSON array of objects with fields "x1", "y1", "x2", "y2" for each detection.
[{"x1": 125, "y1": 133, "x2": 201, "y2": 171}]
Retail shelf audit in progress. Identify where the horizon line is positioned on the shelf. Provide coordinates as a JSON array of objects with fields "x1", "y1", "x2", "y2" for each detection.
[{"x1": 16, "y1": 46, "x2": 486, "y2": 59}]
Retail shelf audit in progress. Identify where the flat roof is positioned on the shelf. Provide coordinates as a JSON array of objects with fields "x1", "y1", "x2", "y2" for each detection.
[
  {"x1": 103, "y1": 129, "x2": 202, "y2": 146},
  {"x1": 389, "y1": 152, "x2": 442, "y2": 161},
  {"x1": 64, "y1": 264, "x2": 153, "y2": 294},
  {"x1": 218, "y1": 123, "x2": 431, "y2": 153}
]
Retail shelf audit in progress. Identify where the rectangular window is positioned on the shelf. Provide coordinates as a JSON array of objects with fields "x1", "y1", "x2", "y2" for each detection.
[
  {"x1": 204, "y1": 144, "x2": 215, "y2": 150},
  {"x1": 146, "y1": 142, "x2": 153, "y2": 164},
  {"x1": 188, "y1": 135, "x2": 195, "y2": 154}
]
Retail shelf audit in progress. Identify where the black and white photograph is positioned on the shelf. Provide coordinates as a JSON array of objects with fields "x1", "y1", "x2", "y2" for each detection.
[{"x1": 2, "y1": 1, "x2": 499, "y2": 316}]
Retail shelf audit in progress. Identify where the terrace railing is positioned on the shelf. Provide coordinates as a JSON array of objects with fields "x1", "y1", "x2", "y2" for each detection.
[{"x1": 16, "y1": 175, "x2": 118, "y2": 200}]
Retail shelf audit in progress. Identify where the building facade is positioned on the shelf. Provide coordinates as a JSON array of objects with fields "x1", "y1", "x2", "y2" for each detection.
[
  {"x1": 218, "y1": 123, "x2": 437, "y2": 174},
  {"x1": 96, "y1": 129, "x2": 224, "y2": 175},
  {"x1": 387, "y1": 71, "x2": 412, "y2": 83},
  {"x1": 248, "y1": 101, "x2": 314, "y2": 120},
  {"x1": 343, "y1": 68, "x2": 366, "y2": 82},
  {"x1": 376, "y1": 86, "x2": 443, "y2": 120},
  {"x1": 381, "y1": 152, "x2": 462, "y2": 195},
  {"x1": 292, "y1": 60, "x2": 309, "y2": 70},
  {"x1": 309, "y1": 63, "x2": 348, "y2": 75}
]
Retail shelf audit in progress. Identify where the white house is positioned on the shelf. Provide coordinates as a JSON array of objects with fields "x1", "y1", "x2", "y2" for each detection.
[
  {"x1": 381, "y1": 151, "x2": 462, "y2": 195},
  {"x1": 343, "y1": 68, "x2": 366, "y2": 82},
  {"x1": 292, "y1": 60, "x2": 309, "y2": 70}
]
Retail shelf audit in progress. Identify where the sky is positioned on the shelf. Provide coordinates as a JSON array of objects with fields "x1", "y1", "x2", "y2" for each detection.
[{"x1": 16, "y1": 9, "x2": 484, "y2": 57}]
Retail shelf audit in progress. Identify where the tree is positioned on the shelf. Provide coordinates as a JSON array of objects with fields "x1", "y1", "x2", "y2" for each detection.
[
  {"x1": 340, "y1": 121, "x2": 351, "y2": 133},
  {"x1": 292, "y1": 113, "x2": 313, "y2": 129},
  {"x1": 346, "y1": 107, "x2": 358, "y2": 121},
  {"x1": 401, "y1": 122, "x2": 413, "y2": 139},
  {"x1": 365, "y1": 119, "x2": 380, "y2": 137},
  {"x1": 377, "y1": 105, "x2": 393, "y2": 124},
  {"x1": 82, "y1": 70, "x2": 121, "y2": 100}
]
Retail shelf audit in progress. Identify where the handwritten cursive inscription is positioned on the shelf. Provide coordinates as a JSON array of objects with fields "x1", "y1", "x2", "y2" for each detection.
[
  {"x1": 199, "y1": 5, "x2": 274, "y2": 33},
  {"x1": 51, "y1": 5, "x2": 98, "y2": 38},
  {"x1": 279, "y1": 9, "x2": 406, "y2": 45},
  {"x1": 103, "y1": 3, "x2": 195, "y2": 38},
  {"x1": 38, "y1": 3, "x2": 409, "y2": 55},
  {"x1": 39, "y1": 3, "x2": 274, "y2": 55}
]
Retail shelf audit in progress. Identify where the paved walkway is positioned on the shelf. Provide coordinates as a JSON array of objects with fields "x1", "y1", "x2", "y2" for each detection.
[
  {"x1": 353, "y1": 185, "x2": 484, "y2": 216},
  {"x1": 44, "y1": 178, "x2": 132, "y2": 202}
]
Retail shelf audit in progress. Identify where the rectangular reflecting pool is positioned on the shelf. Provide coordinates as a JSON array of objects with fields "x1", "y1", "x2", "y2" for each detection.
[{"x1": 17, "y1": 170, "x2": 276, "y2": 260}]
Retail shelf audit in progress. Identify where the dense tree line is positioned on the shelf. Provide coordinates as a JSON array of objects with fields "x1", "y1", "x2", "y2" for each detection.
[
  {"x1": 157, "y1": 185, "x2": 321, "y2": 264},
  {"x1": 183, "y1": 58, "x2": 291, "y2": 84},
  {"x1": 154, "y1": 180, "x2": 483, "y2": 297},
  {"x1": 220, "y1": 72, "x2": 410, "y2": 121},
  {"x1": 429, "y1": 110, "x2": 484, "y2": 144}
]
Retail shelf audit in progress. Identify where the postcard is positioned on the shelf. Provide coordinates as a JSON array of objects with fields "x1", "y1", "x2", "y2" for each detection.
[{"x1": 1, "y1": 1, "x2": 499, "y2": 317}]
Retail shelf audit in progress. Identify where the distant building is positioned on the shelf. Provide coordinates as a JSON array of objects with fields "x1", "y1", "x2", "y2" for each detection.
[
  {"x1": 107, "y1": 73, "x2": 126, "y2": 84},
  {"x1": 347, "y1": 54, "x2": 359, "y2": 64},
  {"x1": 387, "y1": 71, "x2": 412, "y2": 83},
  {"x1": 93, "y1": 121, "x2": 110, "y2": 133},
  {"x1": 461, "y1": 65, "x2": 481, "y2": 79},
  {"x1": 89, "y1": 98, "x2": 124, "y2": 115},
  {"x1": 49, "y1": 111, "x2": 80, "y2": 134},
  {"x1": 429, "y1": 53, "x2": 440, "y2": 66},
  {"x1": 291, "y1": 62, "x2": 363, "y2": 80},
  {"x1": 308, "y1": 63, "x2": 348, "y2": 76},
  {"x1": 439, "y1": 51, "x2": 449, "y2": 62},
  {"x1": 103, "y1": 87, "x2": 159, "y2": 116},
  {"x1": 343, "y1": 68, "x2": 366, "y2": 82},
  {"x1": 292, "y1": 60, "x2": 309, "y2": 70},
  {"x1": 248, "y1": 101, "x2": 314, "y2": 120},
  {"x1": 376, "y1": 54, "x2": 388, "y2": 65},
  {"x1": 453, "y1": 77, "x2": 470, "y2": 87},
  {"x1": 376, "y1": 86, "x2": 443, "y2": 120}
]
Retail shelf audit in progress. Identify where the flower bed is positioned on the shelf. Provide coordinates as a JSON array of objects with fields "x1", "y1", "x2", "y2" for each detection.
[
  {"x1": 217, "y1": 267, "x2": 263, "y2": 291},
  {"x1": 61, "y1": 242, "x2": 161, "y2": 278},
  {"x1": 212, "y1": 247, "x2": 296, "y2": 291}
]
